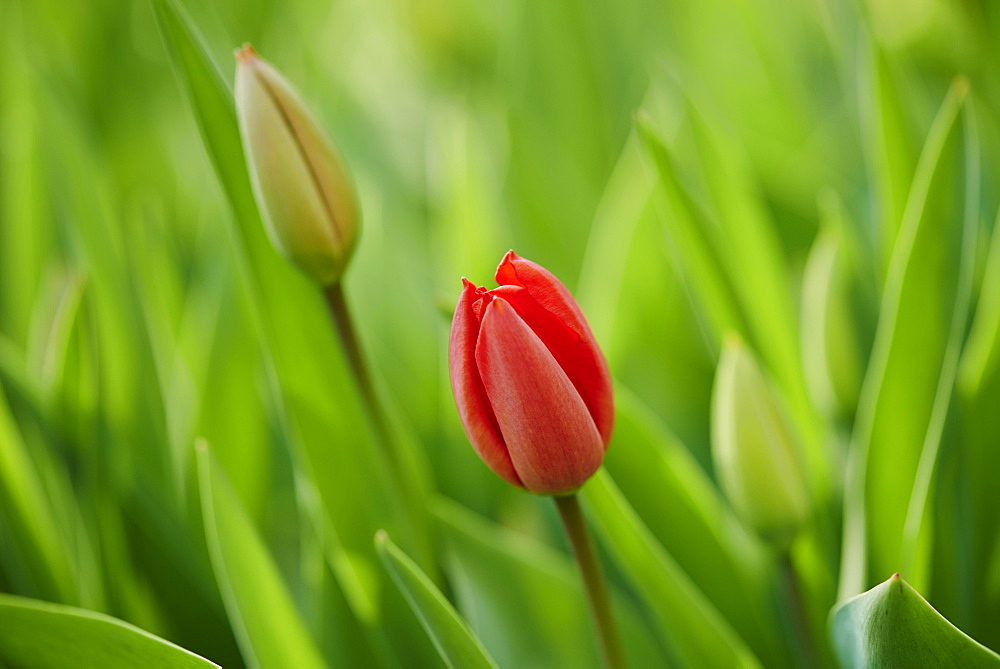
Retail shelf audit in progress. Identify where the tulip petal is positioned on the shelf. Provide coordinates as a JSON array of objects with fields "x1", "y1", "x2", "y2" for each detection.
[
  {"x1": 449, "y1": 280, "x2": 523, "y2": 488},
  {"x1": 494, "y1": 252, "x2": 614, "y2": 444},
  {"x1": 476, "y1": 298, "x2": 604, "y2": 494}
]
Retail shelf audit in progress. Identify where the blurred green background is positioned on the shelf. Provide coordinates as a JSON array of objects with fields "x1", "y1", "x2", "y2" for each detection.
[{"x1": 3, "y1": 0, "x2": 1000, "y2": 666}]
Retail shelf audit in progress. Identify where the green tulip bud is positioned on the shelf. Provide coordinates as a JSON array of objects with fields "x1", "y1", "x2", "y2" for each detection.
[
  {"x1": 235, "y1": 45, "x2": 359, "y2": 286},
  {"x1": 712, "y1": 336, "x2": 810, "y2": 549}
]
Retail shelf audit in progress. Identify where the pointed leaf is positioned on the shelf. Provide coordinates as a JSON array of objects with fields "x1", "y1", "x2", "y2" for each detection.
[
  {"x1": 830, "y1": 573, "x2": 1000, "y2": 668},
  {"x1": 196, "y1": 443, "x2": 327, "y2": 669},
  {"x1": 840, "y1": 78, "x2": 974, "y2": 598},
  {"x1": 376, "y1": 531, "x2": 496, "y2": 669},
  {"x1": 0, "y1": 594, "x2": 218, "y2": 669},
  {"x1": 581, "y1": 470, "x2": 761, "y2": 668}
]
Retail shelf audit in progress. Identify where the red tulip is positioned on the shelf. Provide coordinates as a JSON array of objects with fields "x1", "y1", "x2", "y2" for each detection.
[{"x1": 449, "y1": 251, "x2": 614, "y2": 495}]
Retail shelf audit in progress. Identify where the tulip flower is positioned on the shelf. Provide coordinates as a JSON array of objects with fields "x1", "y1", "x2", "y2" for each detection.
[
  {"x1": 235, "y1": 45, "x2": 359, "y2": 286},
  {"x1": 449, "y1": 251, "x2": 614, "y2": 496}
]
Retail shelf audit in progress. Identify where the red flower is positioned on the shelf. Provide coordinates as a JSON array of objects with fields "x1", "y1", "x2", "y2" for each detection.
[{"x1": 449, "y1": 251, "x2": 614, "y2": 495}]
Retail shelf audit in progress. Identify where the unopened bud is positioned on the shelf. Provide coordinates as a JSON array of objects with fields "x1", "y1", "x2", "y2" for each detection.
[
  {"x1": 235, "y1": 45, "x2": 359, "y2": 286},
  {"x1": 712, "y1": 336, "x2": 809, "y2": 548}
]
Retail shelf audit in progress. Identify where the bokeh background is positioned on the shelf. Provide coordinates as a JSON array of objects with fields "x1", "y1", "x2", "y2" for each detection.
[{"x1": 2, "y1": 0, "x2": 1000, "y2": 666}]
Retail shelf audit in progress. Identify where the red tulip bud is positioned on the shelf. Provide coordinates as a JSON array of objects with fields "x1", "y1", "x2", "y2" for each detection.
[{"x1": 449, "y1": 251, "x2": 614, "y2": 495}]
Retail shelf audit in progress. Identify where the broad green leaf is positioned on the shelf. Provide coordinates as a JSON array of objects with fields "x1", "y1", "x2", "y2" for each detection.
[
  {"x1": 196, "y1": 443, "x2": 327, "y2": 669},
  {"x1": 0, "y1": 594, "x2": 219, "y2": 669},
  {"x1": 376, "y1": 530, "x2": 497, "y2": 669},
  {"x1": 582, "y1": 470, "x2": 761, "y2": 668},
  {"x1": 830, "y1": 573, "x2": 1000, "y2": 668},
  {"x1": 840, "y1": 78, "x2": 974, "y2": 598}
]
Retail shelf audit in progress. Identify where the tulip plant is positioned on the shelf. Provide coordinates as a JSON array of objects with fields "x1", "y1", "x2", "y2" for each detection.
[{"x1": 3, "y1": 1, "x2": 1000, "y2": 668}]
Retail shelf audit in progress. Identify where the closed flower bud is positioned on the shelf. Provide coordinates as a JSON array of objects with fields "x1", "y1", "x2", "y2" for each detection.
[
  {"x1": 235, "y1": 45, "x2": 359, "y2": 286},
  {"x1": 449, "y1": 251, "x2": 614, "y2": 495},
  {"x1": 712, "y1": 337, "x2": 809, "y2": 548}
]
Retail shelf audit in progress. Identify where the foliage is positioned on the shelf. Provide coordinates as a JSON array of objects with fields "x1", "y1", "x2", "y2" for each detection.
[{"x1": 2, "y1": 0, "x2": 1000, "y2": 666}]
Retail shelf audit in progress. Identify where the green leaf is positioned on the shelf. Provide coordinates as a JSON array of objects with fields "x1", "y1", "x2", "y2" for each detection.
[
  {"x1": 196, "y1": 442, "x2": 327, "y2": 669},
  {"x1": 840, "y1": 77, "x2": 975, "y2": 598},
  {"x1": 860, "y1": 42, "x2": 916, "y2": 280},
  {"x1": 685, "y1": 105, "x2": 799, "y2": 398},
  {"x1": 603, "y1": 385, "x2": 784, "y2": 665},
  {"x1": 638, "y1": 107, "x2": 828, "y2": 495},
  {"x1": 0, "y1": 386, "x2": 76, "y2": 602},
  {"x1": 830, "y1": 573, "x2": 1000, "y2": 668},
  {"x1": 636, "y1": 113, "x2": 747, "y2": 344},
  {"x1": 434, "y1": 498, "x2": 667, "y2": 668},
  {"x1": 150, "y1": 0, "x2": 261, "y2": 233},
  {"x1": 581, "y1": 470, "x2": 761, "y2": 668},
  {"x1": 959, "y1": 206, "x2": 1000, "y2": 397},
  {"x1": 375, "y1": 530, "x2": 497, "y2": 669},
  {"x1": 0, "y1": 594, "x2": 219, "y2": 668}
]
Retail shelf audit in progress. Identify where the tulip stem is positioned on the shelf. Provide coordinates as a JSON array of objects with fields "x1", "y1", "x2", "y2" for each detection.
[
  {"x1": 324, "y1": 283, "x2": 394, "y2": 448},
  {"x1": 779, "y1": 551, "x2": 817, "y2": 668},
  {"x1": 554, "y1": 494, "x2": 625, "y2": 669},
  {"x1": 324, "y1": 282, "x2": 443, "y2": 587}
]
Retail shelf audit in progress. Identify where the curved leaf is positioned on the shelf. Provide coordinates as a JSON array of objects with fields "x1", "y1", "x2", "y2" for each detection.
[
  {"x1": 830, "y1": 573, "x2": 1000, "y2": 668},
  {"x1": 582, "y1": 470, "x2": 761, "y2": 668},
  {"x1": 0, "y1": 594, "x2": 218, "y2": 669},
  {"x1": 434, "y1": 498, "x2": 667, "y2": 668},
  {"x1": 840, "y1": 77, "x2": 974, "y2": 598},
  {"x1": 197, "y1": 443, "x2": 327, "y2": 669},
  {"x1": 376, "y1": 530, "x2": 496, "y2": 669}
]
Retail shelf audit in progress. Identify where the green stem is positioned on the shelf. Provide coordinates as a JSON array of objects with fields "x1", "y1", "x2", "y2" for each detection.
[
  {"x1": 323, "y1": 283, "x2": 391, "y2": 447},
  {"x1": 554, "y1": 494, "x2": 626, "y2": 669},
  {"x1": 779, "y1": 551, "x2": 817, "y2": 668},
  {"x1": 322, "y1": 282, "x2": 441, "y2": 585}
]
